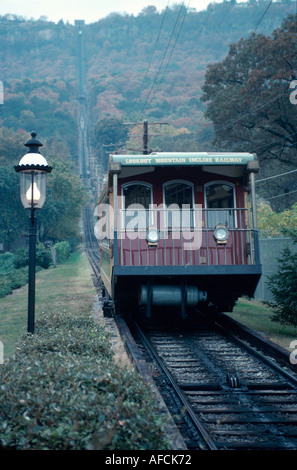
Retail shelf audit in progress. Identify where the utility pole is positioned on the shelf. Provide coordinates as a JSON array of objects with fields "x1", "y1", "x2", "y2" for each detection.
[
  {"x1": 124, "y1": 120, "x2": 167, "y2": 155},
  {"x1": 143, "y1": 120, "x2": 149, "y2": 155},
  {"x1": 103, "y1": 142, "x2": 124, "y2": 155}
]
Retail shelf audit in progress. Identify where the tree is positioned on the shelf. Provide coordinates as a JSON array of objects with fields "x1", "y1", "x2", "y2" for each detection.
[
  {"x1": 94, "y1": 117, "x2": 128, "y2": 169},
  {"x1": 0, "y1": 127, "x2": 27, "y2": 167},
  {"x1": 0, "y1": 167, "x2": 27, "y2": 246},
  {"x1": 268, "y1": 247, "x2": 297, "y2": 327},
  {"x1": 37, "y1": 159, "x2": 88, "y2": 242},
  {"x1": 0, "y1": 128, "x2": 34, "y2": 247},
  {"x1": 264, "y1": 203, "x2": 297, "y2": 327},
  {"x1": 202, "y1": 14, "x2": 297, "y2": 210},
  {"x1": 139, "y1": 6, "x2": 158, "y2": 16},
  {"x1": 257, "y1": 202, "x2": 297, "y2": 238},
  {"x1": 94, "y1": 117, "x2": 128, "y2": 147}
]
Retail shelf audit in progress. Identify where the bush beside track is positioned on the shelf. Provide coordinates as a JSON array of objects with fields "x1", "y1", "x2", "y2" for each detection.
[
  {"x1": 0, "y1": 252, "x2": 169, "y2": 450},
  {"x1": 0, "y1": 242, "x2": 71, "y2": 298}
]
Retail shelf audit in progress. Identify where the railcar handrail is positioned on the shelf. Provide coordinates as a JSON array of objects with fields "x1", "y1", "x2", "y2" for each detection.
[
  {"x1": 114, "y1": 208, "x2": 260, "y2": 267},
  {"x1": 118, "y1": 207, "x2": 251, "y2": 231}
]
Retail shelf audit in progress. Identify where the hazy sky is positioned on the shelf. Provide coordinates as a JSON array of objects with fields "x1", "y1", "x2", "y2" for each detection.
[{"x1": 0, "y1": 0, "x2": 221, "y2": 24}]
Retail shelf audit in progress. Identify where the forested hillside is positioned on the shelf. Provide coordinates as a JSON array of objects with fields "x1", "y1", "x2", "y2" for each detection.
[{"x1": 0, "y1": 1, "x2": 296, "y2": 160}]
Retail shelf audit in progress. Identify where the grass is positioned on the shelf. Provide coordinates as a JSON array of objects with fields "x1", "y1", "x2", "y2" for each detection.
[
  {"x1": 0, "y1": 248, "x2": 96, "y2": 359},
  {"x1": 228, "y1": 297, "x2": 297, "y2": 351}
]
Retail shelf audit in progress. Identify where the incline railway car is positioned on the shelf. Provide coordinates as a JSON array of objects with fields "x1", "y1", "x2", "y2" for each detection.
[{"x1": 96, "y1": 152, "x2": 262, "y2": 318}]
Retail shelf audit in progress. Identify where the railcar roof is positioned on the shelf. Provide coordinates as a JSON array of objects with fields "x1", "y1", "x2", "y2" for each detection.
[{"x1": 110, "y1": 152, "x2": 256, "y2": 167}]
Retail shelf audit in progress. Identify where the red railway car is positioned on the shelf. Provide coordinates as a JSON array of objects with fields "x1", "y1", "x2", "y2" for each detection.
[{"x1": 97, "y1": 152, "x2": 261, "y2": 318}]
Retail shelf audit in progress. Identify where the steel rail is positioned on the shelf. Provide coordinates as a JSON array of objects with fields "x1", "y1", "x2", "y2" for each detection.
[
  {"x1": 210, "y1": 316, "x2": 297, "y2": 389},
  {"x1": 133, "y1": 321, "x2": 218, "y2": 450}
]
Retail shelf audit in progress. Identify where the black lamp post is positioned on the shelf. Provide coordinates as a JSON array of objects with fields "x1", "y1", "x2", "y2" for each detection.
[{"x1": 15, "y1": 132, "x2": 52, "y2": 334}]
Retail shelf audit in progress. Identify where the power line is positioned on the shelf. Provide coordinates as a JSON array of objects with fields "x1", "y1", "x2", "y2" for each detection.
[
  {"x1": 256, "y1": 168, "x2": 297, "y2": 183},
  {"x1": 215, "y1": 97, "x2": 297, "y2": 156},
  {"x1": 209, "y1": 111, "x2": 297, "y2": 162},
  {"x1": 147, "y1": 1, "x2": 234, "y2": 111},
  {"x1": 213, "y1": 89, "x2": 288, "y2": 136},
  {"x1": 209, "y1": 89, "x2": 296, "y2": 159},
  {"x1": 197, "y1": 1, "x2": 234, "y2": 59},
  {"x1": 135, "y1": 3, "x2": 170, "y2": 104},
  {"x1": 177, "y1": 7, "x2": 213, "y2": 76},
  {"x1": 223, "y1": 0, "x2": 273, "y2": 85},
  {"x1": 156, "y1": 2, "x2": 189, "y2": 87},
  {"x1": 251, "y1": 127, "x2": 297, "y2": 153},
  {"x1": 266, "y1": 188, "x2": 297, "y2": 200},
  {"x1": 252, "y1": 0, "x2": 273, "y2": 34},
  {"x1": 142, "y1": 2, "x2": 186, "y2": 113}
]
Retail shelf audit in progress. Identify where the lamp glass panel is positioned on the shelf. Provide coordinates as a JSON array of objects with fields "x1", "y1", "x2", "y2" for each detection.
[{"x1": 20, "y1": 170, "x2": 47, "y2": 209}]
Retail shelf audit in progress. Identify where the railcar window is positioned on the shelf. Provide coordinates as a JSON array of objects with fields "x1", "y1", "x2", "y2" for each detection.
[
  {"x1": 205, "y1": 183, "x2": 235, "y2": 228},
  {"x1": 123, "y1": 184, "x2": 151, "y2": 208},
  {"x1": 165, "y1": 183, "x2": 193, "y2": 207},
  {"x1": 122, "y1": 184, "x2": 151, "y2": 229},
  {"x1": 164, "y1": 182, "x2": 193, "y2": 228}
]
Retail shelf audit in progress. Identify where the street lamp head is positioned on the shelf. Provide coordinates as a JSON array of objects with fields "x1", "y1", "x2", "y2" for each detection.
[
  {"x1": 14, "y1": 131, "x2": 52, "y2": 210},
  {"x1": 15, "y1": 131, "x2": 52, "y2": 172},
  {"x1": 17, "y1": 151, "x2": 49, "y2": 168},
  {"x1": 24, "y1": 130, "x2": 43, "y2": 152}
]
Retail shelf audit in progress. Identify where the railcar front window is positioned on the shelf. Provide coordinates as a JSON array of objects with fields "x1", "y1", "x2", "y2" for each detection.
[
  {"x1": 164, "y1": 182, "x2": 194, "y2": 228},
  {"x1": 122, "y1": 184, "x2": 151, "y2": 230},
  {"x1": 205, "y1": 183, "x2": 235, "y2": 228}
]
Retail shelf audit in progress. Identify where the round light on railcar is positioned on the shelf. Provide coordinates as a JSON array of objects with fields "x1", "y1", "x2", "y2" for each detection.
[
  {"x1": 214, "y1": 224, "x2": 229, "y2": 243},
  {"x1": 146, "y1": 227, "x2": 160, "y2": 245}
]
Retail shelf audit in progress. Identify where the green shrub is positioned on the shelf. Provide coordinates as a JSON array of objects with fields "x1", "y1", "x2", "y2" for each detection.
[
  {"x1": 6, "y1": 267, "x2": 28, "y2": 290},
  {"x1": 0, "y1": 253, "x2": 29, "y2": 297},
  {"x1": 53, "y1": 241, "x2": 71, "y2": 264},
  {"x1": 268, "y1": 247, "x2": 297, "y2": 327},
  {"x1": 0, "y1": 268, "x2": 29, "y2": 298},
  {"x1": 0, "y1": 310, "x2": 168, "y2": 450},
  {"x1": 35, "y1": 244, "x2": 52, "y2": 269},
  {"x1": 0, "y1": 276, "x2": 13, "y2": 297},
  {"x1": 0, "y1": 252, "x2": 16, "y2": 274},
  {"x1": 14, "y1": 249, "x2": 28, "y2": 269},
  {"x1": 67, "y1": 237, "x2": 80, "y2": 252},
  {"x1": 14, "y1": 245, "x2": 52, "y2": 270},
  {"x1": 0, "y1": 247, "x2": 49, "y2": 298}
]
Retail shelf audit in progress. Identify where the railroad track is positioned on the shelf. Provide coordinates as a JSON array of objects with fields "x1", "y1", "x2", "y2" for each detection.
[
  {"x1": 131, "y1": 316, "x2": 297, "y2": 450},
  {"x1": 83, "y1": 205, "x2": 101, "y2": 280},
  {"x1": 83, "y1": 208, "x2": 297, "y2": 450}
]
